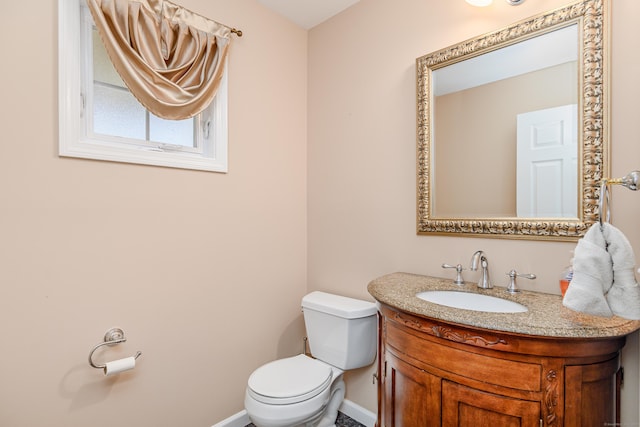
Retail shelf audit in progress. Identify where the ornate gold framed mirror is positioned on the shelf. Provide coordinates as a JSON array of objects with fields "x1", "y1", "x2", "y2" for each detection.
[{"x1": 417, "y1": 0, "x2": 608, "y2": 241}]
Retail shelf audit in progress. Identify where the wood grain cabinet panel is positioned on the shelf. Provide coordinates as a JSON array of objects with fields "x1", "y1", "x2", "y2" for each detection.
[
  {"x1": 442, "y1": 381, "x2": 540, "y2": 427},
  {"x1": 376, "y1": 304, "x2": 626, "y2": 427},
  {"x1": 383, "y1": 352, "x2": 441, "y2": 427}
]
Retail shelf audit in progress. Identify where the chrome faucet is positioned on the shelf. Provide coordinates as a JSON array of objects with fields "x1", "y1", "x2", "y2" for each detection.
[{"x1": 470, "y1": 250, "x2": 492, "y2": 289}]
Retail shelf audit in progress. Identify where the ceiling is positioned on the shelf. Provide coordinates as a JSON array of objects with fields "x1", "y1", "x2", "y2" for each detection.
[{"x1": 256, "y1": 0, "x2": 360, "y2": 30}]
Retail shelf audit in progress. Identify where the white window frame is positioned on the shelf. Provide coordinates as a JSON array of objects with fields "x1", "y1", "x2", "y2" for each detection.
[{"x1": 58, "y1": 0, "x2": 228, "y2": 173}]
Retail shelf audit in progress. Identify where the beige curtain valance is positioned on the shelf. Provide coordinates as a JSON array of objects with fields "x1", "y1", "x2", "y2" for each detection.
[{"x1": 87, "y1": 0, "x2": 232, "y2": 120}]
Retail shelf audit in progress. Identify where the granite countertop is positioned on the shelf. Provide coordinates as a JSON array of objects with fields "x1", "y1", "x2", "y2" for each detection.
[{"x1": 368, "y1": 272, "x2": 640, "y2": 338}]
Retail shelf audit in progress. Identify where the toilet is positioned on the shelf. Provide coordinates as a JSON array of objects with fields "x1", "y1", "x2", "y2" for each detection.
[{"x1": 244, "y1": 291, "x2": 377, "y2": 427}]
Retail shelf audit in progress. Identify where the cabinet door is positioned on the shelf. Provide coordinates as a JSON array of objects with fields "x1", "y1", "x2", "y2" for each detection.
[
  {"x1": 442, "y1": 381, "x2": 540, "y2": 427},
  {"x1": 564, "y1": 356, "x2": 619, "y2": 427},
  {"x1": 382, "y1": 352, "x2": 441, "y2": 427}
]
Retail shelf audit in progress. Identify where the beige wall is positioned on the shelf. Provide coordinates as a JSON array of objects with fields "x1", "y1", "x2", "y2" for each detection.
[
  {"x1": 3, "y1": 0, "x2": 640, "y2": 426},
  {"x1": 1, "y1": 1, "x2": 307, "y2": 426},
  {"x1": 308, "y1": 0, "x2": 640, "y2": 421}
]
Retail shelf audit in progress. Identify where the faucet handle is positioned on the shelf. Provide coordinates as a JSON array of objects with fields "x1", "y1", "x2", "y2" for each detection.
[
  {"x1": 442, "y1": 263, "x2": 465, "y2": 285},
  {"x1": 506, "y1": 269, "x2": 536, "y2": 293}
]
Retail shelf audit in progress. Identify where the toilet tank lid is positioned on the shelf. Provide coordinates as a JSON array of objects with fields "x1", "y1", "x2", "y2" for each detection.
[{"x1": 302, "y1": 291, "x2": 377, "y2": 319}]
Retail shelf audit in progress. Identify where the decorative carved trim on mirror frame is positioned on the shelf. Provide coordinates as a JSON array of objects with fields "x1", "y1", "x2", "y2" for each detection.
[{"x1": 416, "y1": 0, "x2": 608, "y2": 241}]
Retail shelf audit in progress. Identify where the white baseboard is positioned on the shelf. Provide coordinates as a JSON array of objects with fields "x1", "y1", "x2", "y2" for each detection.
[
  {"x1": 211, "y1": 410, "x2": 251, "y2": 427},
  {"x1": 338, "y1": 400, "x2": 376, "y2": 427},
  {"x1": 211, "y1": 400, "x2": 376, "y2": 427}
]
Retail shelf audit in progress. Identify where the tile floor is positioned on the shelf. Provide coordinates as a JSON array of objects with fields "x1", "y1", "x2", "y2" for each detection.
[
  {"x1": 246, "y1": 411, "x2": 366, "y2": 427},
  {"x1": 335, "y1": 412, "x2": 367, "y2": 427}
]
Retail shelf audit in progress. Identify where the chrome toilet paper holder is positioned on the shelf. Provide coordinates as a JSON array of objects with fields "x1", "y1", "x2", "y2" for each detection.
[{"x1": 88, "y1": 327, "x2": 142, "y2": 370}]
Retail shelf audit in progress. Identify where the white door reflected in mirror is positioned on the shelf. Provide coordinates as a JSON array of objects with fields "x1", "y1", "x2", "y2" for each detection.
[{"x1": 516, "y1": 104, "x2": 578, "y2": 218}]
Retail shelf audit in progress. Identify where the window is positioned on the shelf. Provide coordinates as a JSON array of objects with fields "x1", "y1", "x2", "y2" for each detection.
[{"x1": 59, "y1": 0, "x2": 228, "y2": 172}]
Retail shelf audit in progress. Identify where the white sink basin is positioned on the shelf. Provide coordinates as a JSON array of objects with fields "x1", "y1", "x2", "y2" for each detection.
[{"x1": 416, "y1": 291, "x2": 528, "y2": 313}]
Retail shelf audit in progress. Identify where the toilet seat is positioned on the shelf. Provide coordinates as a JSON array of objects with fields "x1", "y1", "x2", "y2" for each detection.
[{"x1": 247, "y1": 355, "x2": 333, "y2": 405}]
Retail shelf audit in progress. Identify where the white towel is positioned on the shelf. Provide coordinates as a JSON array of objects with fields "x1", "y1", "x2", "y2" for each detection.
[
  {"x1": 562, "y1": 224, "x2": 614, "y2": 317},
  {"x1": 603, "y1": 223, "x2": 640, "y2": 319},
  {"x1": 563, "y1": 222, "x2": 640, "y2": 319}
]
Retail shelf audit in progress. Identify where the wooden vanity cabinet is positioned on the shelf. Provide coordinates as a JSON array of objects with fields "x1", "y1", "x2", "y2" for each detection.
[{"x1": 377, "y1": 303, "x2": 625, "y2": 427}]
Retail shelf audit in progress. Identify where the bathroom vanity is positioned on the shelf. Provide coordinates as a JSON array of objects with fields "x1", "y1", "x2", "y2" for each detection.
[
  {"x1": 368, "y1": 273, "x2": 640, "y2": 427},
  {"x1": 400, "y1": 0, "x2": 620, "y2": 422}
]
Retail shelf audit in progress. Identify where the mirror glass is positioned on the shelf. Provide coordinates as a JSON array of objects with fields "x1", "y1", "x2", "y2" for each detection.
[
  {"x1": 433, "y1": 25, "x2": 578, "y2": 219},
  {"x1": 417, "y1": 0, "x2": 608, "y2": 240}
]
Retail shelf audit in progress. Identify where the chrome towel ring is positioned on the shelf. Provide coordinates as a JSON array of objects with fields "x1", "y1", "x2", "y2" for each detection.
[
  {"x1": 599, "y1": 170, "x2": 640, "y2": 226},
  {"x1": 88, "y1": 327, "x2": 142, "y2": 370}
]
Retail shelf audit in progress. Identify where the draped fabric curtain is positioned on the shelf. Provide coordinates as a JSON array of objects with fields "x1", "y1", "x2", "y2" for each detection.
[{"x1": 86, "y1": 0, "x2": 231, "y2": 120}]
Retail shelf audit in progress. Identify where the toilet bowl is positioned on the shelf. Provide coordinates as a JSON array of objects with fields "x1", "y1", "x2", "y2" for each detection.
[
  {"x1": 244, "y1": 292, "x2": 377, "y2": 427},
  {"x1": 244, "y1": 354, "x2": 345, "y2": 427}
]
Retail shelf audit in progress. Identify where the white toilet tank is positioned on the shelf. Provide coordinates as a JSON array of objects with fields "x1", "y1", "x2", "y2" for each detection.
[{"x1": 301, "y1": 291, "x2": 377, "y2": 370}]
